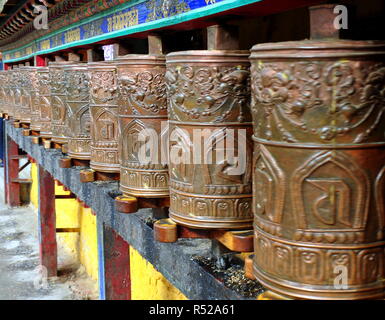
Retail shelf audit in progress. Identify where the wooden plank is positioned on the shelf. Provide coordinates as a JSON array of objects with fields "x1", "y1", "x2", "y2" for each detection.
[{"x1": 5, "y1": 136, "x2": 20, "y2": 207}]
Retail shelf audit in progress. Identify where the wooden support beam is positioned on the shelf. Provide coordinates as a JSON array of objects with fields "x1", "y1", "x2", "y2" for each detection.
[
  {"x1": 86, "y1": 48, "x2": 104, "y2": 62},
  {"x1": 38, "y1": 165, "x2": 57, "y2": 277},
  {"x1": 148, "y1": 34, "x2": 163, "y2": 55},
  {"x1": 207, "y1": 24, "x2": 240, "y2": 50},
  {"x1": 103, "y1": 226, "x2": 131, "y2": 300}
]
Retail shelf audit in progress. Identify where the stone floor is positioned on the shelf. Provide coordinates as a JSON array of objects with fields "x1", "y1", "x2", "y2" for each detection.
[{"x1": 0, "y1": 167, "x2": 97, "y2": 300}]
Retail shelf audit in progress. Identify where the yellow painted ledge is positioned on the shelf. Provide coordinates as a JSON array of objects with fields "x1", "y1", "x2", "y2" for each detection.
[{"x1": 130, "y1": 247, "x2": 187, "y2": 300}]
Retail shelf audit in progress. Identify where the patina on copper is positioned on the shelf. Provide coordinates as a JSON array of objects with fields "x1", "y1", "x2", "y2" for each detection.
[
  {"x1": 49, "y1": 61, "x2": 75, "y2": 144},
  {"x1": 37, "y1": 67, "x2": 52, "y2": 138},
  {"x1": 250, "y1": 39, "x2": 385, "y2": 299},
  {"x1": 116, "y1": 54, "x2": 169, "y2": 198},
  {"x1": 65, "y1": 63, "x2": 91, "y2": 160},
  {"x1": 166, "y1": 50, "x2": 253, "y2": 229},
  {"x1": 88, "y1": 61, "x2": 120, "y2": 173}
]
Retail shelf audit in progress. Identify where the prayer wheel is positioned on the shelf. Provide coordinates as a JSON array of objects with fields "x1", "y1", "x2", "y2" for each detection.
[
  {"x1": 29, "y1": 67, "x2": 41, "y2": 132},
  {"x1": 116, "y1": 55, "x2": 169, "y2": 197},
  {"x1": 88, "y1": 61, "x2": 120, "y2": 173},
  {"x1": 65, "y1": 63, "x2": 91, "y2": 160},
  {"x1": 0, "y1": 71, "x2": 5, "y2": 114},
  {"x1": 37, "y1": 67, "x2": 52, "y2": 138},
  {"x1": 5, "y1": 70, "x2": 15, "y2": 118},
  {"x1": 49, "y1": 61, "x2": 74, "y2": 144},
  {"x1": 250, "y1": 38, "x2": 385, "y2": 299},
  {"x1": 166, "y1": 50, "x2": 253, "y2": 229},
  {"x1": 19, "y1": 67, "x2": 34, "y2": 124},
  {"x1": 13, "y1": 69, "x2": 22, "y2": 121}
]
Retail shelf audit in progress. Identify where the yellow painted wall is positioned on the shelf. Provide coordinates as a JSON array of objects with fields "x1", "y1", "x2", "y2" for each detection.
[
  {"x1": 31, "y1": 163, "x2": 187, "y2": 300},
  {"x1": 130, "y1": 247, "x2": 187, "y2": 300},
  {"x1": 30, "y1": 163, "x2": 99, "y2": 282}
]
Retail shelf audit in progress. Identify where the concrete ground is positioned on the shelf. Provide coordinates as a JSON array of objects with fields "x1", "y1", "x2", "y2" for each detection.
[{"x1": 0, "y1": 167, "x2": 97, "y2": 300}]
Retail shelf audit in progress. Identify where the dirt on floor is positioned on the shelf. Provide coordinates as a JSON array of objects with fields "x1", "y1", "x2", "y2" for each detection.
[{"x1": 0, "y1": 167, "x2": 98, "y2": 300}]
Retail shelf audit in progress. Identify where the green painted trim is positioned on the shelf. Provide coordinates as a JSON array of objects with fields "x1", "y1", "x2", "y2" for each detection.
[{"x1": 3, "y1": 0, "x2": 262, "y2": 63}]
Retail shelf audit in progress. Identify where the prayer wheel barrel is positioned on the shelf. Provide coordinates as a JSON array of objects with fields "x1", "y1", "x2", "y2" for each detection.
[
  {"x1": 166, "y1": 50, "x2": 253, "y2": 229},
  {"x1": 116, "y1": 54, "x2": 169, "y2": 198}
]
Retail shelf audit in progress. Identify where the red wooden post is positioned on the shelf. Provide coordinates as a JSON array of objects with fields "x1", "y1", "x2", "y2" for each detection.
[
  {"x1": 38, "y1": 165, "x2": 57, "y2": 277},
  {"x1": 5, "y1": 136, "x2": 21, "y2": 207},
  {"x1": 103, "y1": 226, "x2": 131, "y2": 300},
  {"x1": 34, "y1": 55, "x2": 46, "y2": 67}
]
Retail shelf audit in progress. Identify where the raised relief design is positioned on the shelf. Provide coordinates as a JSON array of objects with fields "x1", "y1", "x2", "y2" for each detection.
[
  {"x1": 251, "y1": 62, "x2": 385, "y2": 144},
  {"x1": 292, "y1": 151, "x2": 370, "y2": 232}
]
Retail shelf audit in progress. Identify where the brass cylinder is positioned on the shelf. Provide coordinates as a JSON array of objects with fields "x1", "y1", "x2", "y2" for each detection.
[
  {"x1": 88, "y1": 61, "x2": 120, "y2": 173},
  {"x1": 250, "y1": 40, "x2": 385, "y2": 299},
  {"x1": 166, "y1": 50, "x2": 253, "y2": 229},
  {"x1": 116, "y1": 55, "x2": 169, "y2": 198},
  {"x1": 65, "y1": 63, "x2": 91, "y2": 160},
  {"x1": 5, "y1": 70, "x2": 15, "y2": 118},
  {"x1": 49, "y1": 61, "x2": 75, "y2": 144},
  {"x1": 37, "y1": 67, "x2": 52, "y2": 138}
]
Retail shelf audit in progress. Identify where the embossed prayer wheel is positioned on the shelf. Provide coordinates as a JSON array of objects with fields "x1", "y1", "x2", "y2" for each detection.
[
  {"x1": 5, "y1": 70, "x2": 15, "y2": 118},
  {"x1": 88, "y1": 61, "x2": 120, "y2": 173},
  {"x1": 0, "y1": 71, "x2": 5, "y2": 114},
  {"x1": 28, "y1": 67, "x2": 41, "y2": 132},
  {"x1": 19, "y1": 67, "x2": 34, "y2": 124},
  {"x1": 250, "y1": 40, "x2": 385, "y2": 299},
  {"x1": 49, "y1": 61, "x2": 75, "y2": 144},
  {"x1": 116, "y1": 55, "x2": 169, "y2": 197},
  {"x1": 65, "y1": 63, "x2": 91, "y2": 160},
  {"x1": 37, "y1": 67, "x2": 52, "y2": 138},
  {"x1": 12, "y1": 69, "x2": 22, "y2": 121},
  {"x1": 166, "y1": 51, "x2": 253, "y2": 229}
]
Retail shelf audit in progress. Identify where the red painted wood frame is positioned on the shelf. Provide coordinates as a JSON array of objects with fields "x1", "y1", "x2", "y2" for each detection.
[
  {"x1": 103, "y1": 225, "x2": 131, "y2": 300},
  {"x1": 4, "y1": 136, "x2": 21, "y2": 207},
  {"x1": 38, "y1": 165, "x2": 57, "y2": 277}
]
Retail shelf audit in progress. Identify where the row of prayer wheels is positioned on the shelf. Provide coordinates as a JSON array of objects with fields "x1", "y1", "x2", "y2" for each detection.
[{"x1": 0, "y1": 7, "x2": 385, "y2": 300}]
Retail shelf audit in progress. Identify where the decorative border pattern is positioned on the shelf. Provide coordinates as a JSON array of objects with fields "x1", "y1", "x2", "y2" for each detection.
[{"x1": 2, "y1": 0, "x2": 261, "y2": 63}]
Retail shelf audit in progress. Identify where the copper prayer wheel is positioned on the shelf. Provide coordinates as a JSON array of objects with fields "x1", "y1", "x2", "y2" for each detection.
[
  {"x1": 28, "y1": 67, "x2": 41, "y2": 132},
  {"x1": 65, "y1": 63, "x2": 91, "y2": 160},
  {"x1": 12, "y1": 69, "x2": 22, "y2": 121},
  {"x1": 49, "y1": 61, "x2": 75, "y2": 144},
  {"x1": 0, "y1": 71, "x2": 5, "y2": 114},
  {"x1": 5, "y1": 69, "x2": 15, "y2": 118},
  {"x1": 250, "y1": 40, "x2": 385, "y2": 299},
  {"x1": 116, "y1": 55, "x2": 169, "y2": 197},
  {"x1": 166, "y1": 50, "x2": 253, "y2": 229},
  {"x1": 37, "y1": 67, "x2": 52, "y2": 138},
  {"x1": 88, "y1": 61, "x2": 120, "y2": 173},
  {"x1": 19, "y1": 67, "x2": 34, "y2": 124}
]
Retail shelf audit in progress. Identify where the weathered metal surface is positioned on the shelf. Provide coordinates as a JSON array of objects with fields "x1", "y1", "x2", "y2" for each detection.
[
  {"x1": 250, "y1": 40, "x2": 385, "y2": 299},
  {"x1": 88, "y1": 61, "x2": 120, "y2": 173},
  {"x1": 12, "y1": 69, "x2": 22, "y2": 121},
  {"x1": 28, "y1": 67, "x2": 41, "y2": 131},
  {"x1": 19, "y1": 66, "x2": 34, "y2": 124},
  {"x1": 117, "y1": 55, "x2": 169, "y2": 198},
  {"x1": 37, "y1": 67, "x2": 52, "y2": 138},
  {"x1": 65, "y1": 63, "x2": 91, "y2": 160},
  {"x1": 49, "y1": 61, "x2": 75, "y2": 144},
  {"x1": 166, "y1": 50, "x2": 253, "y2": 229},
  {"x1": 0, "y1": 71, "x2": 5, "y2": 114}
]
